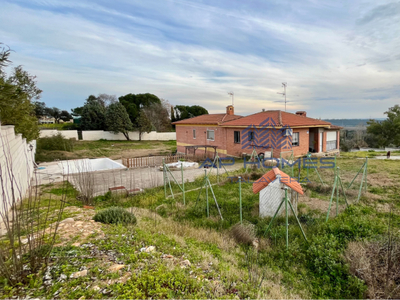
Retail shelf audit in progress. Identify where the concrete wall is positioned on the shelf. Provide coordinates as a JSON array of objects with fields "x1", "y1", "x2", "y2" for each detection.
[
  {"x1": 39, "y1": 130, "x2": 176, "y2": 141},
  {"x1": 81, "y1": 131, "x2": 176, "y2": 141},
  {"x1": 0, "y1": 125, "x2": 36, "y2": 215},
  {"x1": 40, "y1": 129, "x2": 78, "y2": 139}
]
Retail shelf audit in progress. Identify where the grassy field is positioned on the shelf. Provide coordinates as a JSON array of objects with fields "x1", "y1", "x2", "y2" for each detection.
[
  {"x1": 36, "y1": 139, "x2": 177, "y2": 162},
  {"x1": 1, "y1": 153, "x2": 400, "y2": 298}
]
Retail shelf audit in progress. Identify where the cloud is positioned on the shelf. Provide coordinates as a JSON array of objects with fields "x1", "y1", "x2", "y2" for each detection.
[{"x1": 0, "y1": 0, "x2": 399, "y2": 118}]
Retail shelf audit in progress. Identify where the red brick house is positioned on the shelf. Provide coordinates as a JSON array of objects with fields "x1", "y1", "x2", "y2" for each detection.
[{"x1": 172, "y1": 105, "x2": 340, "y2": 158}]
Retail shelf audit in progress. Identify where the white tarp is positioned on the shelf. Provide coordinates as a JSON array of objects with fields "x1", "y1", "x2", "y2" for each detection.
[
  {"x1": 58, "y1": 158, "x2": 127, "y2": 175},
  {"x1": 161, "y1": 160, "x2": 199, "y2": 170}
]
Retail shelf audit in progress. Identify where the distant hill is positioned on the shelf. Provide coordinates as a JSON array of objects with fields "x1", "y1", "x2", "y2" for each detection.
[{"x1": 323, "y1": 118, "x2": 385, "y2": 128}]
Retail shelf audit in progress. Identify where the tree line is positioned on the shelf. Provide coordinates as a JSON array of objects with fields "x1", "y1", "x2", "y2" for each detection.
[
  {"x1": 71, "y1": 93, "x2": 209, "y2": 140},
  {"x1": 0, "y1": 44, "x2": 210, "y2": 142}
]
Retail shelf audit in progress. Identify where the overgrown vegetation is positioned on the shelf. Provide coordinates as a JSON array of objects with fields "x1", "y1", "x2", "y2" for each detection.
[
  {"x1": 93, "y1": 207, "x2": 137, "y2": 225},
  {"x1": 35, "y1": 139, "x2": 177, "y2": 162},
  {"x1": 1, "y1": 154, "x2": 400, "y2": 298}
]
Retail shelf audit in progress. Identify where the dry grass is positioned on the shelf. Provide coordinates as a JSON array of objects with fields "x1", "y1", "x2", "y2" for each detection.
[
  {"x1": 345, "y1": 237, "x2": 400, "y2": 299},
  {"x1": 130, "y1": 207, "x2": 236, "y2": 251}
]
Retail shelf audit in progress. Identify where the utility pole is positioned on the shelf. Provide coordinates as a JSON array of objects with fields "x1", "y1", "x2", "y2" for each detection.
[
  {"x1": 228, "y1": 91, "x2": 234, "y2": 106},
  {"x1": 277, "y1": 83, "x2": 287, "y2": 111}
]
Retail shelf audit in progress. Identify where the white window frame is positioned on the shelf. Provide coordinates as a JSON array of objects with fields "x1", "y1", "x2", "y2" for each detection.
[
  {"x1": 292, "y1": 132, "x2": 299, "y2": 146},
  {"x1": 193, "y1": 129, "x2": 196, "y2": 139},
  {"x1": 207, "y1": 130, "x2": 215, "y2": 141}
]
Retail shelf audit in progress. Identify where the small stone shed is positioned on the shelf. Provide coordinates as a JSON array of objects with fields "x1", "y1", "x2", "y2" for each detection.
[{"x1": 253, "y1": 167, "x2": 304, "y2": 217}]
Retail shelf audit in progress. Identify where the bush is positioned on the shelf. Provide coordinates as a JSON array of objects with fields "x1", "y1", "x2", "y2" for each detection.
[
  {"x1": 93, "y1": 207, "x2": 137, "y2": 225},
  {"x1": 36, "y1": 133, "x2": 73, "y2": 152}
]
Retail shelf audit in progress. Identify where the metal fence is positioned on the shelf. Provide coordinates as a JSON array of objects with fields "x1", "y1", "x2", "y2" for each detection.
[{"x1": 122, "y1": 154, "x2": 193, "y2": 168}]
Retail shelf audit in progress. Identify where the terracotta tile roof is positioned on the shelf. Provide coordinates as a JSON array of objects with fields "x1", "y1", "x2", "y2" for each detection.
[
  {"x1": 172, "y1": 114, "x2": 243, "y2": 125},
  {"x1": 222, "y1": 110, "x2": 332, "y2": 128},
  {"x1": 328, "y1": 125, "x2": 343, "y2": 130},
  {"x1": 252, "y1": 167, "x2": 304, "y2": 195}
]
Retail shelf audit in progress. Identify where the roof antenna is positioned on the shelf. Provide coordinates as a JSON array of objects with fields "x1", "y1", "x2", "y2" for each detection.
[
  {"x1": 228, "y1": 91, "x2": 234, "y2": 106},
  {"x1": 277, "y1": 82, "x2": 287, "y2": 111}
]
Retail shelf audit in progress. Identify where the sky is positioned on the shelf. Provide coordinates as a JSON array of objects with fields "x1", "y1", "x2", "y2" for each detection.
[{"x1": 0, "y1": 0, "x2": 399, "y2": 118}]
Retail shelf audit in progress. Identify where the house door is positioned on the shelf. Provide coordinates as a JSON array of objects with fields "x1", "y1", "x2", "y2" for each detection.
[{"x1": 319, "y1": 132, "x2": 323, "y2": 152}]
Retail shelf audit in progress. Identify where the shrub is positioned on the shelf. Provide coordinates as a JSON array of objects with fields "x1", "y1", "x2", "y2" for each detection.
[
  {"x1": 93, "y1": 207, "x2": 137, "y2": 225},
  {"x1": 36, "y1": 133, "x2": 73, "y2": 151}
]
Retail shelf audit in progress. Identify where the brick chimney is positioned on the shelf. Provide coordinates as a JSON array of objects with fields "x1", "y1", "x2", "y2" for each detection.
[
  {"x1": 226, "y1": 105, "x2": 234, "y2": 115},
  {"x1": 296, "y1": 111, "x2": 307, "y2": 117}
]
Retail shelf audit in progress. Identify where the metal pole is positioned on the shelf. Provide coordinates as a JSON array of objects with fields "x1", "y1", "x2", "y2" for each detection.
[
  {"x1": 288, "y1": 199, "x2": 307, "y2": 242},
  {"x1": 338, "y1": 175, "x2": 349, "y2": 206},
  {"x1": 239, "y1": 176, "x2": 242, "y2": 224},
  {"x1": 208, "y1": 178, "x2": 223, "y2": 220},
  {"x1": 348, "y1": 161, "x2": 366, "y2": 189},
  {"x1": 285, "y1": 188, "x2": 289, "y2": 250},
  {"x1": 205, "y1": 170, "x2": 209, "y2": 217},
  {"x1": 181, "y1": 163, "x2": 185, "y2": 205},
  {"x1": 336, "y1": 168, "x2": 339, "y2": 217},
  {"x1": 264, "y1": 198, "x2": 285, "y2": 236},
  {"x1": 326, "y1": 175, "x2": 337, "y2": 222},
  {"x1": 217, "y1": 155, "x2": 219, "y2": 183},
  {"x1": 357, "y1": 161, "x2": 367, "y2": 203},
  {"x1": 364, "y1": 157, "x2": 368, "y2": 193},
  {"x1": 163, "y1": 158, "x2": 166, "y2": 198}
]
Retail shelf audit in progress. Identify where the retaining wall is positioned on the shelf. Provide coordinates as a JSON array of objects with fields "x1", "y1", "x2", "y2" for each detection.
[{"x1": 0, "y1": 125, "x2": 36, "y2": 215}]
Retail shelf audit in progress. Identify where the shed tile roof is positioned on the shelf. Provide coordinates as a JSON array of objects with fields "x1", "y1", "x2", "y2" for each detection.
[
  {"x1": 172, "y1": 114, "x2": 242, "y2": 125},
  {"x1": 222, "y1": 110, "x2": 332, "y2": 127},
  {"x1": 252, "y1": 167, "x2": 304, "y2": 195}
]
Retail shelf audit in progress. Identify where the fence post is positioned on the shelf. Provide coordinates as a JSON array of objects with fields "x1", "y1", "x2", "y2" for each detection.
[
  {"x1": 285, "y1": 188, "x2": 289, "y2": 250},
  {"x1": 163, "y1": 158, "x2": 166, "y2": 198},
  {"x1": 181, "y1": 162, "x2": 185, "y2": 205},
  {"x1": 205, "y1": 169, "x2": 209, "y2": 217},
  {"x1": 239, "y1": 176, "x2": 242, "y2": 224}
]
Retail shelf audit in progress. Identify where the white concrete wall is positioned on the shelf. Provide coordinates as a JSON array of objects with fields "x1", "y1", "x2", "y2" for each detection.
[
  {"x1": 0, "y1": 125, "x2": 36, "y2": 215},
  {"x1": 39, "y1": 129, "x2": 78, "y2": 139},
  {"x1": 81, "y1": 131, "x2": 176, "y2": 141}
]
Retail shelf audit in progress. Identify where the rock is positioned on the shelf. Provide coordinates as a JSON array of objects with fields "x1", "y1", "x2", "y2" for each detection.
[
  {"x1": 60, "y1": 218, "x2": 74, "y2": 224},
  {"x1": 70, "y1": 269, "x2": 88, "y2": 278},
  {"x1": 108, "y1": 264, "x2": 126, "y2": 272},
  {"x1": 180, "y1": 259, "x2": 191, "y2": 268},
  {"x1": 140, "y1": 246, "x2": 156, "y2": 253},
  {"x1": 59, "y1": 274, "x2": 67, "y2": 281},
  {"x1": 43, "y1": 280, "x2": 52, "y2": 286}
]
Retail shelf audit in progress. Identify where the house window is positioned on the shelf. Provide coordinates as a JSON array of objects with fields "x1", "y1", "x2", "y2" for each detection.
[
  {"x1": 248, "y1": 131, "x2": 254, "y2": 141},
  {"x1": 193, "y1": 129, "x2": 196, "y2": 139},
  {"x1": 207, "y1": 130, "x2": 214, "y2": 141},
  {"x1": 234, "y1": 131, "x2": 240, "y2": 143},
  {"x1": 292, "y1": 132, "x2": 299, "y2": 146}
]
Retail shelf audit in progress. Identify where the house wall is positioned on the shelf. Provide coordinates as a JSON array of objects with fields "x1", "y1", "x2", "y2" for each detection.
[
  {"x1": 176, "y1": 125, "x2": 340, "y2": 158},
  {"x1": 0, "y1": 125, "x2": 36, "y2": 215},
  {"x1": 176, "y1": 125, "x2": 227, "y2": 156}
]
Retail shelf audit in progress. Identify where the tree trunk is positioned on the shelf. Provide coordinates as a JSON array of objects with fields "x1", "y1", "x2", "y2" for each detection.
[{"x1": 123, "y1": 132, "x2": 130, "y2": 141}]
